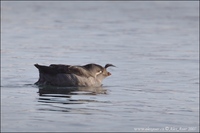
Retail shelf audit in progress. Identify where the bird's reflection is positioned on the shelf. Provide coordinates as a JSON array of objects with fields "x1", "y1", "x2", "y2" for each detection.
[
  {"x1": 36, "y1": 85, "x2": 107, "y2": 105},
  {"x1": 38, "y1": 85, "x2": 107, "y2": 96}
]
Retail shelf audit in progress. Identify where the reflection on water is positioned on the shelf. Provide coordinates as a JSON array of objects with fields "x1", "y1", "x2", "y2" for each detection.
[
  {"x1": 37, "y1": 85, "x2": 107, "y2": 105},
  {"x1": 38, "y1": 85, "x2": 107, "y2": 95},
  {"x1": 36, "y1": 85, "x2": 110, "y2": 115}
]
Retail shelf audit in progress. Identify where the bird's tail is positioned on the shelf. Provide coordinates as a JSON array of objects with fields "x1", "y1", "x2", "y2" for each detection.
[{"x1": 34, "y1": 64, "x2": 55, "y2": 74}]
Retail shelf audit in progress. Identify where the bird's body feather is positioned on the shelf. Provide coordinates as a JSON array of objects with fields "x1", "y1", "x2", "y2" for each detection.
[{"x1": 34, "y1": 63, "x2": 114, "y2": 87}]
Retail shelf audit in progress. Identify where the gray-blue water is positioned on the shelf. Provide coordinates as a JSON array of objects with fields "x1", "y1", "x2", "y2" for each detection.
[{"x1": 1, "y1": 1, "x2": 199, "y2": 132}]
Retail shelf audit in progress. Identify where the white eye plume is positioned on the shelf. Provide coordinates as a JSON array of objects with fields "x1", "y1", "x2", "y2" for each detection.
[{"x1": 95, "y1": 70, "x2": 102, "y2": 77}]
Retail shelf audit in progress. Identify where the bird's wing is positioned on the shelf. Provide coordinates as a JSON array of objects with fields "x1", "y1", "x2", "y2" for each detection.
[
  {"x1": 49, "y1": 64, "x2": 71, "y2": 74},
  {"x1": 49, "y1": 64, "x2": 93, "y2": 78}
]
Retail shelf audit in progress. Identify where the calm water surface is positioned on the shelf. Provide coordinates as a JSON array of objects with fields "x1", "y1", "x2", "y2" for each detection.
[{"x1": 1, "y1": 1, "x2": 199, "y2": 132}]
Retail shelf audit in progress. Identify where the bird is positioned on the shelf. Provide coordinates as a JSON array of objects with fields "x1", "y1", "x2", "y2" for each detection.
[{"x1": 34, "y1": 63, "x2": 115, "y2": 87}]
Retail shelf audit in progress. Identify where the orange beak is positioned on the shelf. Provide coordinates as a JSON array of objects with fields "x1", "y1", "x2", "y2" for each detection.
[{"x1": 108, "y1": 72, "x2": 111, "y2": 76}]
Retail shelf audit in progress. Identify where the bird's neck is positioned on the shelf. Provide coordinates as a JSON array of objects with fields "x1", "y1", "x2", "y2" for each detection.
[{"x1": 96, "y1": 75, "x2": 105, "y2": 83}]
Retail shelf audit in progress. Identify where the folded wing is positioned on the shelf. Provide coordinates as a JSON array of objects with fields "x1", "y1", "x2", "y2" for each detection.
[{"x1": 34, "y1": 64, "x2": 93, "y2": 78}]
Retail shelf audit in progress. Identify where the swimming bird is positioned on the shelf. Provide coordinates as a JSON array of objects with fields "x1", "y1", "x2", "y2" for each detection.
[{"x1": 34, "y1": 63, "x2": 115, "y2": 87}]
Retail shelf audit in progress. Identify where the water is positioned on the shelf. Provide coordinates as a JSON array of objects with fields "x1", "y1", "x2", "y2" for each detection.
[{"x1": 1, "y1": 1, "x2": 199, "y2": 132}]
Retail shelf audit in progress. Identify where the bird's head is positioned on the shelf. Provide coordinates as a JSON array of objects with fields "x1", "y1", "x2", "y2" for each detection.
[
  {"x1": 96, "y1": 64, "x2": 115, "y2": 81},
  {"x1": 83, "y1": 63, "x2": 115, "y2": 81}
]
